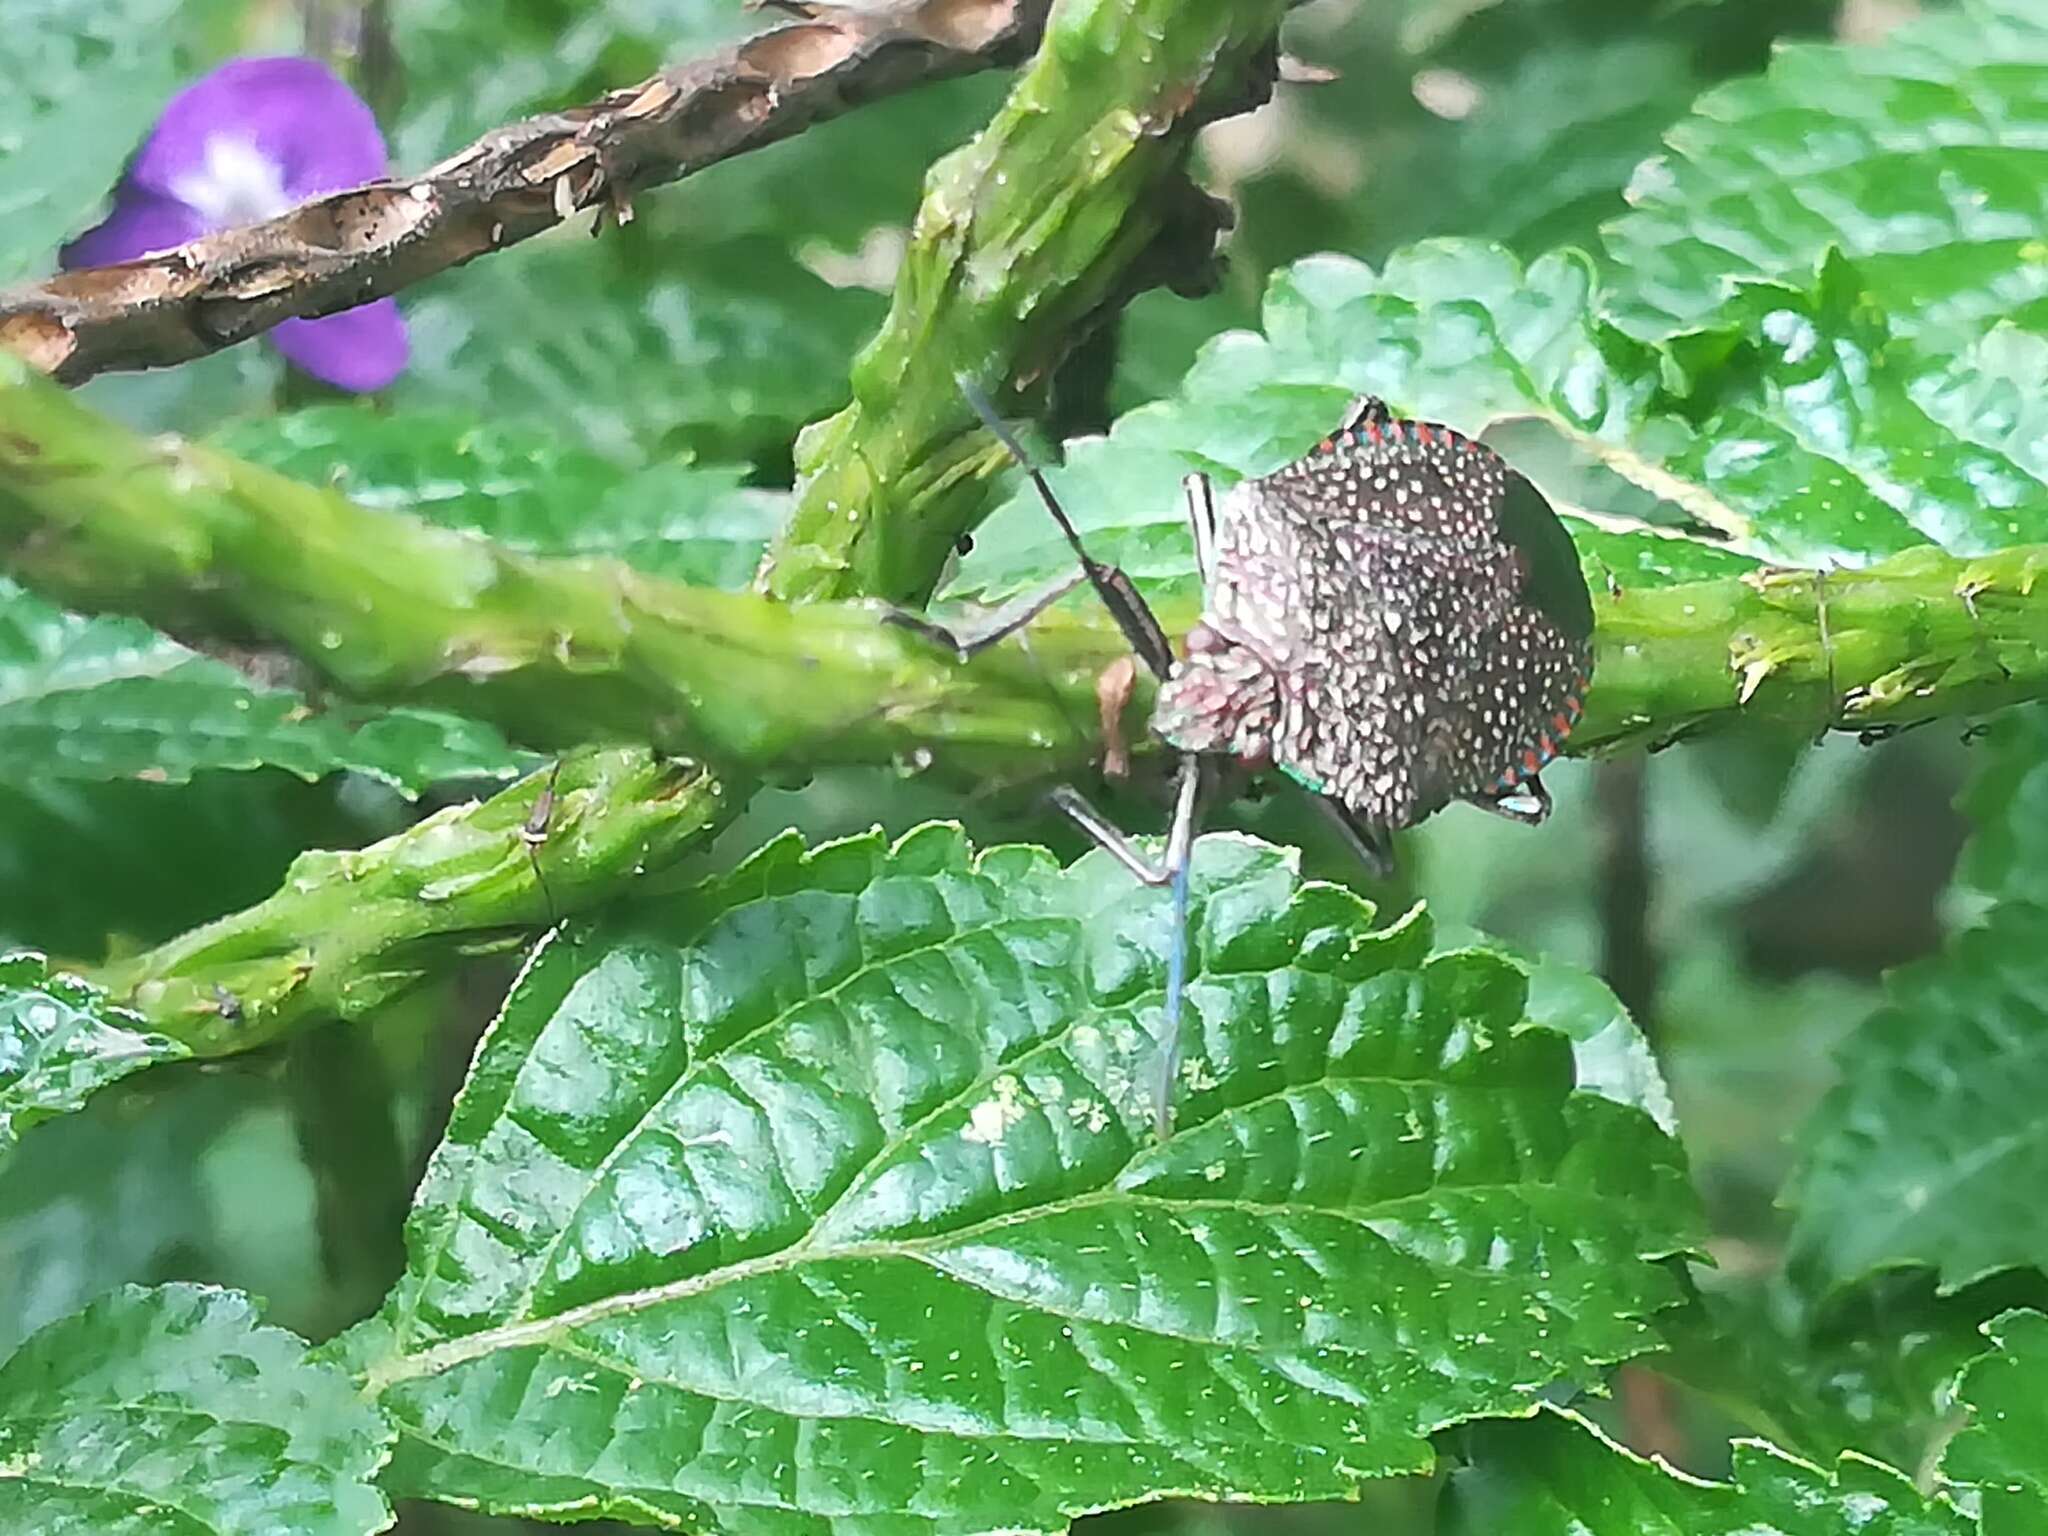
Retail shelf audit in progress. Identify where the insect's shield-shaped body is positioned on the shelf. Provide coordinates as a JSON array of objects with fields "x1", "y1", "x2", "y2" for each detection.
[
  {"x1": 1153, "y1": 399, "x2": 1595, "y2": 831},
  {"x1": 908, "y1": 385, "x2": 1595, "y2": 1135}
]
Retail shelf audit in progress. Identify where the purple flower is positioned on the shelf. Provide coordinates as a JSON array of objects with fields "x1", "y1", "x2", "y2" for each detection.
[{"x1": 62, "y1": 57, "x2": 407, "y2": 393}]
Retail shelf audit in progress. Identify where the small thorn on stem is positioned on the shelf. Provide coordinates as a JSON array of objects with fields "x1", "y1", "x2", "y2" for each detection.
[
  {"x1": 1277, "y1": 54, "x2": 1340, "y2": 84},
  {"x1": 608, "y1": 181, "x2": 636, "y2": 229}
]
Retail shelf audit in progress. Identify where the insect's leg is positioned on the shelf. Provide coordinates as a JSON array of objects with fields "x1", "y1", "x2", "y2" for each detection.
[
  {"x1": 1338, "y1": 396, "x2": 1394, "y2": 434},
  {"x1": 1465, "y1": 774, "x2": 1552, "y2": 826},
  {"x1": 1049, "y1": 784, "x2": 1171, "y2": 884},
  {"x1": 1184, "y1": 473, "x2": 1219, "y2": 588},
  {"x1": 884, "y1": 570, "x2": 1088, "y2": 661},
  {"x1": 960, "y1": 378, "x2": 1177, "y2": 681},
  {"x1": 520, "y1": 758, "x2": 565, "y2": 926},
  {"x1": 1307, "y1": 793, "x2": 1395, "y2": 878},
  {"x1": 1050, "y1": 755, "x2": 1204, "y2": 1138}
]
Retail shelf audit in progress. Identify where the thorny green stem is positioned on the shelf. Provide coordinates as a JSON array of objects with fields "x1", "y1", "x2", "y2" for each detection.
[
  {"x1": 0, "y1": 352, "x2": 1109, "y2": 783},
  {"x1": 6, "y1": 353, "x2": 2048, "y2": 786},
  {"x1": 760, "y1": 0, "x2": 1287, "y2": 604},
  {"x1": 94, "y1": 747, "x2": 726, "y2": 1056}
]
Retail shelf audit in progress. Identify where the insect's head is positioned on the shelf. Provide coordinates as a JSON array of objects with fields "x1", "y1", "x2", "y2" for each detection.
[{"x1": 1151, "y1": 623, "x2": 1278, "y2": 769}]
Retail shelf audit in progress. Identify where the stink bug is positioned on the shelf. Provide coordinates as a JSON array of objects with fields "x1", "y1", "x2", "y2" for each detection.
[{"x1": 896, "y1": 387, "x2": 1595, "y2": 1135}]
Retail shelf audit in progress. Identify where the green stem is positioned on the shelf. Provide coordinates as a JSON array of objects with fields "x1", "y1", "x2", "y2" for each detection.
[
  {"x1": 94, "y1": 748, "x2": 726, "y2": 1056},
  {"x1": 7, "y1": 355, "x2": 2048, "y2": 779},
  {"x1": 759, "y1": 0, "x2": 1285, "y2": 604},
  {"x1": 1584, "y1": 550, "x2": 2048, "y2": 752}
]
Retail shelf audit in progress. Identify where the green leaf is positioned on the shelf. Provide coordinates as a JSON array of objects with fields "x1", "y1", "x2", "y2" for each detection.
[
  {"x1": 1218, "y1": 0, "x2": 1829, "y2": 284},
  {"x1": 1786, "y1": 902, "x2": 2048, "y2": 1296},
  {"x1": 1603, "y1": 0, "x2": 2048, "y2": 348},
  {"x1": 1916, "y1": 324, "x2": 2048, "y2": 491},
  {"x1": 1959, "y1": 703, "x2": 2048, "y2": 910},
  {"x1": 0, "y1": 952, "x2": 184, "y2": 1160},
  {"x1": 216, "y1": 408, "x2": 783, "y2": 590},
  {"x1": 1278, "y1": 0, "x2": 1835, "y2": 266},
  {"x1": 954, "y1": 12, "x2": 2048, "y2": 595},
  {"x1": 0, "y1": 1066, "x2": 229, "y2": 1358},
  {"x1": 1401, "y1": 35, "x2": 1718, "y2": 258},
  {"x1": 342, "y1": 825, "x2": 1699, "y2": 1533},
  {"x1": 0, "y1": 578, "x2": 529, "y2": 792},
  {"x1": 1440, "y1": 1404, "x2": 1971, "y2": 1535},
  {"x1": 1808, "y1": 1271, "x2": 2048, "y2": 1475},
  {"x1": 0, "y1": 1283, "x2": 393, "y2": 1535},
  {"x1": 390, "y1": 229, "x2": 884, "y2": 468},
  {"x1": 0, "y1": 0, "x2": 236, "y2": 282},
  {"x1": 1524, "y1": 959, "x2": 1678, "y2": 1133},
  {"x1": 1439, "y1": 928, "x2": 1677, "y2": 1133},
  {"x1": 1653, "y1": 1267, "x2": 2048, "y2": 1474},
  {"x1": 954, "y1": 234, "x2": 2048, "y2": 611},
  {"x1": 950, "y1": 242, "x2": 1747, "y2": 604},
  {"x1": 948, "y1": 239, "x2": 1781, "y2": 608},
  {"x1": 1946, "y1": 1308, "x2": 2048, "y2": 1534},
  {"x1": 1567, "y1": 521, "x2": 1764, "y2": 590},
  {"x1": 1663, "y1": 257, "x2": 2048, "y2": 560}
]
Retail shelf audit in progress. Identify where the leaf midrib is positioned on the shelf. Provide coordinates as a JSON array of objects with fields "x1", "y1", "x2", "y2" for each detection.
[
  {"x1": 362, "y1": 1172, "x2": 1644, "y2": 1396},
  {"x1": 0, "y1": 1467, "x2": 217, "y2": 1535},
  {"x1": 488, "y1": 896, "x2": 1084, "y2": 1326}
]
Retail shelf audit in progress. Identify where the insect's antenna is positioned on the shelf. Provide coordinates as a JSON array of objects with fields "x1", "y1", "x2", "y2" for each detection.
[
  {"x1": 958, "y1": 376, "x2": 1176, "y2": 680},
  {"x1": 521, "y1": 759, "x2": 564, "y2": 929},
  {"x1": 959, "y1": 378, "x2": 1093, "y2": 561}
]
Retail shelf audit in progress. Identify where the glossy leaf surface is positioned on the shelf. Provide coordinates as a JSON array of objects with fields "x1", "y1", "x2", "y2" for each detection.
[
  {"x1": 1604, "y1": 0, "x2": 2048, "y2": 348},
  {"x1": 1786, "y1": 903, "x2": 2048, "y2": 1295},
  {"x1": 954, "y1": 236, "x2": 2048, "y2": 612},
  {"x1": 1441, "y1": 1406, "x2": 1970, "y2": 1536},
  {"x1": 0, "y1": 1283, "x2": 393, "y2": 1534},
  {"x1": 949, "y1": 242, "x2": 1749, "y2": 604},
  {"x1": 1946, "y1": 1308, "x2": 2048, "y2": 1534},
  {"x1": 0, "y1": 952, "x2": 184, "y2": 1160},
  {"x1": 345, "y1": 827, "x2": 1699, "y2": 1533}
]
